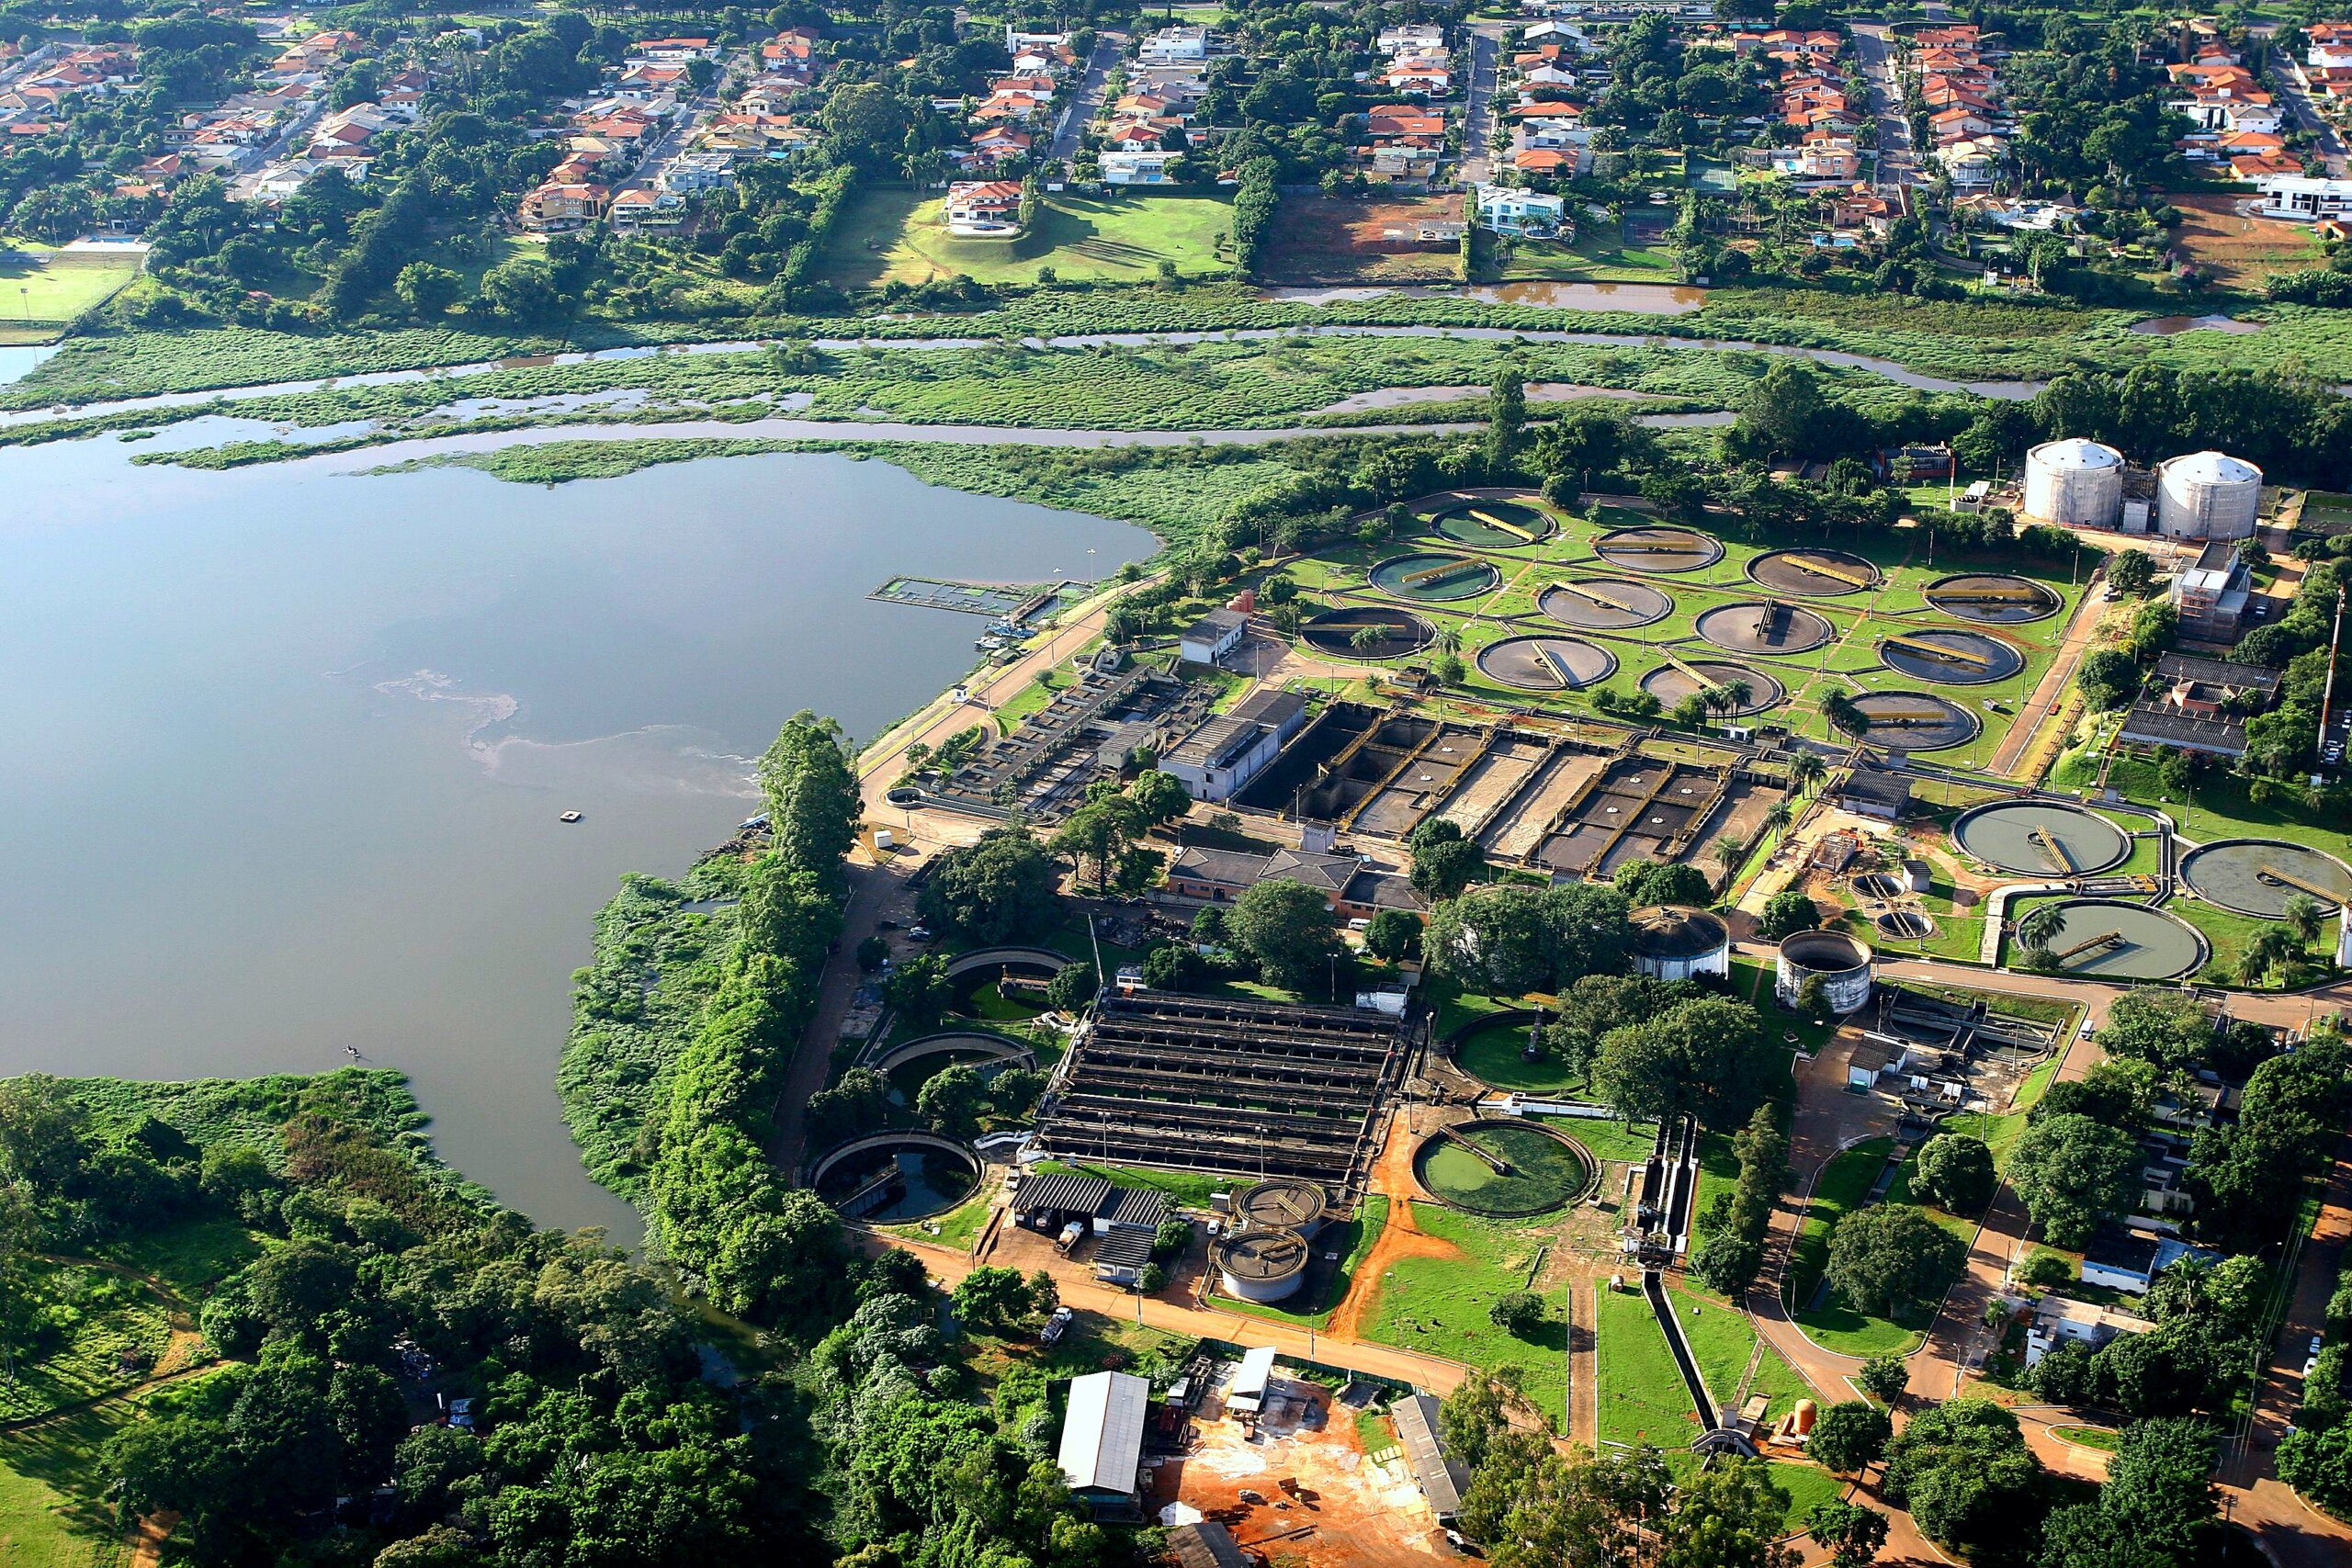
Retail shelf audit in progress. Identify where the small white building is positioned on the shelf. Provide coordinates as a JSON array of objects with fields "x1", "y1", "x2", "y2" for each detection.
[
  {"x1": 1137, "y1": 25, "x2": 1210, "y2": 65},
  {"x1": 1179, "y1": 608, "x2": 1249, "y2": 665},
  {"x1": 2024, "y1": 1294, "x2": 2150, "y2": 1366},
  {"x1": 657, "y1": 152, "x2": 737, "y2": 194},
  {"x1": 944, "y1": 179, "x2": 1024, "y2": 236},
  {"x1": 2257, "y1": 174, "x2": 2352, "y2": 221},
  {"x1": 1057, "y1": 1371, "x2": 1149, "y2": 1509},
  {"x1": 1475, "y1": 183, "x2": 1566, "y2": 237},
  {"x1": 1102, "y1": 150, "x2": 1178, "y2": 185}
]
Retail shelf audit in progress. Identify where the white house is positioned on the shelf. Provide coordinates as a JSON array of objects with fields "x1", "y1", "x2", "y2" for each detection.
[
  {"x1": 1475, "y1": 183, "x2": 1566, "y2": 237},
  {"x1": 1102, "y1": 149, "x2": 1178, "y2": 185},
  {"x1": 657, "y1": 151, "x2": 737, "y2": 194},
  {"x1": 944, "y1": 179, "x2": 1024, "y2": 235},
  {"x1": 2023, "y1": 1295, "x2": 2150, "y2": 1366},
  {"x1": 1378, "y1": 23, "x2": 1447, "y2": 55},
  {"x1": 1137, "y1": 26, "x2": 1210, "y2": 65},
  {"x1": 2258, "y1": 174, "x2": 2352, "y2": 221},
  {"x1": 1179, "y1": 608, "x2": 1249, "y2": 664}
]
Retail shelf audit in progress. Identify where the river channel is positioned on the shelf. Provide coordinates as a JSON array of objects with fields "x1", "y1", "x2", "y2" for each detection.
[{"x1": 0, "y1": 432, "x2": 1155, "y2": 1236}]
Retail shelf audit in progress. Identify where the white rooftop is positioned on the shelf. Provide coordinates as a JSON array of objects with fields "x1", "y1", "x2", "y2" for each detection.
[
  {"x1": 2161, "y1": 450, "x2": 2260, "y2": 485},
  {"x1": 1058, "y1": 1371, "x2": 1149, "y2": 1495},
  {"x1": 2034, "y1": 438, "x2": 2123, "y2": 469}
]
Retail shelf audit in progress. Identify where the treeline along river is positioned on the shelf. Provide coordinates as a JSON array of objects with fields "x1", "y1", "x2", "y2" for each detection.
[{"x1": 0, "y1": 428, "x2": 1154, "y2": 1235}]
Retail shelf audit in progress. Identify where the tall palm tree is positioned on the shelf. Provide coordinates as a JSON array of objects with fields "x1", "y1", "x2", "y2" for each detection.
[
  {"x1": 1762, "y1": 800, "x2": 1794, "y2": 843},
  {"x1": 1719, "y1": 678, "x2": 1753, "y2": 717},
  {"x1": 1434, "y1": 624, "x2": 1464, "y2": 656},
  {"x1": 1790, "y1": 750, "x2": 1827, "y2": 793},
  {"x1": 2283, "y1": 894, "x2": 2324, "y2": 951},
  {"x1": 1713, "y1": 834, "x2": 1747, "y2": 875},
  {"x1": 2016, "y1": 902, "x2": 2066, "y2": 953}
]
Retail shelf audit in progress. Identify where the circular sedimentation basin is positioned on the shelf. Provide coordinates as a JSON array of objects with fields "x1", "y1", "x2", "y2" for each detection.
[
  {"x1": 1877, "y1": 627, "x2": 2025, "y2": 686},
  {"x1": 1852, "y1": 872, "x2": 1905, "y2": 899},
  {"x1": 2179, "y1": 839, "x2": 2352, "y2": 918},
  {"x1": 813, "y1": 1139, "x2": 982, "y2": 1223},
  {"x1": 1640, "y1": 660, "x2": 1783, "y2": 716},
  {"x1": 1301, "y1": 604, "x2": 1436, "y2": 658},
  {"x1": 1878, "y1": 910, "x2": 1936, "y2": 939},
  {"x1": 1476, "y1": 634, "x2": 1618, "y2": 690},
  {"x1": 1414, "y1": 1119, "x2": 1591, "y2": 1217},
  {"x1": 1952, "y1": 800, "x2": 2130, "y2": 877},
  {"x1": 1538, "y1": 576, "x2": 1674, "y2": 630},
  {"x1": 2022, "y1": 898, "x2": 2207, "y2": 980},
  {"x1": 1748, "y1": 547, "x2": 1883, "y2": 597},
  {"x1": 1850, "y1": 691, "x2": 1980, "y2": 751},
  {"x1": 1695, "y1": 600, "x2": 1834, "y2": 656},
  {"x1": 1595, "y1": 525, "x2": 1724, "y2": 573},
  {"x1": 1925, "y1": 573, "x2": 2063, "y2": 625},
  {"x1": 1234, "y1": 1178, "x2": 1329, "y2": 1236},
  {"x1": 1430, "y1": 496, "x2": 1556, "y2": 548},
  {"x1": 1370, "y1": 551, "x2": 1501, "y2": 602},
  {"x1": 1212, "y1": 1227, "x2": 1311, "y2": 1287}
]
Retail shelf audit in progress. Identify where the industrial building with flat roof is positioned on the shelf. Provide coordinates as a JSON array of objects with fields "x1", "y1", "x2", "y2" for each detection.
[
  {"x1": 1033, "y1": 993, "x2": 1410, "y2": 1201},
  {"x1": 1058, "y1": 1371, "x2": 1150, "y2": 1509},
  {"x1": 1160, "y1": 687, "x2": 1309, "y2": 801},
  {"x1": 2117, "y1": 653, "x2": 2281, "y2": 758}
]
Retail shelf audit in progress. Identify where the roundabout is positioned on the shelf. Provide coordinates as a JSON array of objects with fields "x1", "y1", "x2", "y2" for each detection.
[
  {"x1": 1594, "y1": 525, "x2": 1724, "y2": 573},
  {"x1": 1369, "y1": 551, "x2": 1501, "y2": 602},
  {"x1": 1476, "y1": 635, "x2": 1619, "y2": 691}
]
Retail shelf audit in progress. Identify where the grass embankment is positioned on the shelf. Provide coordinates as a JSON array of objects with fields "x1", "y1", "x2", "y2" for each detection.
[
  {"x1": 1455, "y1": 1015, "x2": 1584, "y2": 1095},
  {"x1": 820, "y1": 188, "x2": 1237, "y2": 288},
  {"x1": 1362, "y1": 1202, "x2": 1568, "y2": 1429}
]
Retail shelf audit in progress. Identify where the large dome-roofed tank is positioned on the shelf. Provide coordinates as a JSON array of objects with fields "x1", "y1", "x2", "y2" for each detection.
[
  {"x1": 1629, "y1": 905, "x2": 1731, "y2": 981},
  {"x1": 2155, "y1": 450, "x2": 2262, "y2": 540},
  {"x1": 2022, "y1": 439, "x2": 2124, "y2": 527}
]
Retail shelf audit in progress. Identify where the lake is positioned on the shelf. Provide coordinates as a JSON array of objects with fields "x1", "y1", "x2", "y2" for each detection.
[{"x1": 0, "y1": 434, "x2": 1156, "y2": 1236}]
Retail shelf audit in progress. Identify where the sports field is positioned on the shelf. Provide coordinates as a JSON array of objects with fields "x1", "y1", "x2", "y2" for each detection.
[
  {"x1": 0, "y1": 244, "x2": 143, "y2": 343},
  {"x1": 819, "y1": 188, "x2": 1235, "y2": 288}
]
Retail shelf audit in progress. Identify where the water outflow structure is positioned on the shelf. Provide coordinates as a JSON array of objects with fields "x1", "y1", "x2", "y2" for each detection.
[{"x1": 1644, "y1": 1269, "x2": 1720, "y2": 1434}]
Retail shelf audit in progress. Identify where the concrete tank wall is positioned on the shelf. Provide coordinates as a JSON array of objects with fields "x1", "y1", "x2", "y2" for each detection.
[
  {"x1": 2155, "y1": 451, "x2": 2262, "y2": 540},
  {"x1": 2022, "y1": 440, "x2": 2124, "y2": 527},
  {"x1": 1776, "y1": 931, "x2": 1874, "y2": 1014},
  {"x1": 1214, "y1": 1229, "x2": 1309, "y2": 1303}
]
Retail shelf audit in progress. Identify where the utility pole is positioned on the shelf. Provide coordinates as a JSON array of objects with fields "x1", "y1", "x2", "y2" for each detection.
[{"x1": 2314, "y1": 586, "x2": 2346, "y2": 782}]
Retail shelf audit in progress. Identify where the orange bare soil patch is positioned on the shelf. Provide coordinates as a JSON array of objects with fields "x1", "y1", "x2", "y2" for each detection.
[
  {"x1": 1326, "y1": 1116, "x2": 1464, "y2": 1344},
  {"x1": 1148, "y1": 1377, "x2": 1447, "y2": 1566},
  {"x1": 1263, "y1": 193, "x2": 1465, "y2": 285},
  {"x1": 2168, "y1": 193, "x2": 2324, "y2": 288}
]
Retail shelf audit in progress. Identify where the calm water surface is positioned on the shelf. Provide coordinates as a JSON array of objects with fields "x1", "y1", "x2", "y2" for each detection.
[{"x1": 0, "y1": 438, "x2": 1153, "y2": 1235}]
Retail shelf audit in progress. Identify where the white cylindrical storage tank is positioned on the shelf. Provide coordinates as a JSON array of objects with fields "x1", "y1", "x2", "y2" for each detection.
[
  {"x1": 1630, "y1": 905, "x2": 1731, "y2": 982},
  {"x1": 2022, "y1": 439, "x2": 2124, "y2": 527},
  {"x1": 2155, "y1": 451, "x2": 2262, "y2": 540},
  {"x1": 1233, "y1": 1179, "x2": 1329, "y2": 1242},
  {"x1": 1213, "y1": 1228, "x2": 1309, "y2": 1303},
  {"x1": 1776, "y1": 930, "x2": 1874, "y2": 1014}
]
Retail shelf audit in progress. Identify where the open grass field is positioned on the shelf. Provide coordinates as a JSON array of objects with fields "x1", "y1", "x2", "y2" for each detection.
[
  {"x1": 2166, "y1": 194, "x2": 2325, "y2": 289},
  {"x1": 1487, "y1": 220, "x2": 1683, "y2": 284},
  {"x1": 1262, "y1": 193, "x2": 1465, "y2": 286},
  {"x1": 1454, "y1": 1015, "x2": 1582, "y2": 1094},
  {"x1": 820, "y1": 187, "x2": 1235, "y2": 288},
  {"x1": 0, "y1": 1401, "x2": 133, "y2": 1568},
  {"x1": 1363, "y1": 1202, "x2": 1567, "y2": 1429},
  {"x1": 0, "y1": 245, "x2": 143, "y2": 341},
  {"x1": 1666, "y1": 1276, "x2": 1816, "y2": 1425},
  {"x1": 1595, "y1": 1279, "x2": 1705, "y2": 1450},
  {"x1": 1280, "y1": 493, "x2": 2089, "y2": 767}
]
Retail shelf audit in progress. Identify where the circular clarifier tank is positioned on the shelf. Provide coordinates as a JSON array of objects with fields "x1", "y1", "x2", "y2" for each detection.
[
  {"x1": 1300, "y1": 604, "x2": 1436, "y2": 658},
  {"x1": 1595, "y1": 525, "x2": 1724, "y2": 573},
  {"x1": 1849, "y1": 691, "x2": 1979, "y2": 751},
  {"x1": 2179, "y1": 839, "x2": 2352, "y2": 918},
  {"x1": 1877, "y1": 627, "x2": 2025, "y2": 686},
  {"x1": 1695, "y1": 600, "x2": 1834, "y2": 656},
  {"x1": 1748, "y1": 547, "x2": 1883, "y2": 596},
  {"x1": 1951, "y1": 801, "x2": 2131, "y2": 876},
  {"x1": 1430, "y1": 496, "x2": 1557, "y2": 547},
  {"x1": 1640, "y1": 660, "x2": 1783, "y2": 716},
  {"x1": 1538, "y1": 577, "x2": 1674, "y2": 630},
  {"x1": 1877, "y1": 910, "x2": 1936, "y2": 939},
  {"x1": 1370, "y1": 551, "x2": 1501, "y2": 601},
  {"x1": 1925, "y1": 573, "x2": 2063, "y2": 624},
  {"x1": 1476, "y1": 635, "x2": 1618, "y2": 690},
  {"x1": 2018, "y1": 898, "x2": 2207, "y2": 980}
]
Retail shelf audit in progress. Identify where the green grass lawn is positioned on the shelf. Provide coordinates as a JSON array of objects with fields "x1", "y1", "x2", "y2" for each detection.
[
  {"x1": 1595, "y1": 1279, "x2": 1705, "y2": 1450},
  {"x1": 1785, "y1": 1138, "x2": 1969, "y2": 1358},
  {"x1": 2108, "y1": 754, "x2": 2352, "y2": 861},
  {"x1": 1667, "y1": 1277, "x2": 1815, "y2": 1425},
  {"x1": 1363, "y1": 1203, "x2": 1568, "y2": 1430},
  {"x1": 1206, "y1": 1196, "x2": 1388, "y2": 1329},
  {"x1": 883, "y1": 1188, "x2": 995, "y2": 1251},
  {"x1": 2054, "y1": 1424, "x2": 2120, "y2": 1452},
  {"x1": 0, "y1": 1263, "x2": 175, "y2": 1425},
  {"x1": 820, "y1": 187, "x2": 1236, "y2": 288},
  {"x1": 1546, "y1": 1114, "x2": 1659, "y2": 1167},
  {"x1": 0, "y1": 1400, "x2": 134, "y2": 1568},
  {"x1": 99, "y1": 1217, "x2": 266, "y2": 1298},
  {"x1": 0, "y1": 245, "x2": 142, "y2": 333},
  {"x1": 1768, "y1": 1461, "x2": 1849, "y2": 1532},
  {"x1": 1454, "y1": 1016, "x2": 1583, "y2": 1094},
  {"x1": 1488, "y1": 223, "x2": 1684, "y2": 283}
]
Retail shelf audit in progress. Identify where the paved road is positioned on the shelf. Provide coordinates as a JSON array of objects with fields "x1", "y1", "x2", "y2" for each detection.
[
  {"x1": 862, "y1": 1224, "x2": 1474, "y2": 1392},
  {"x1": 1850, "y1": 24, "x2": 1915, "y2": 191},
  {"x1": 2263, "y1": 38, "x2": 2350, "y2": 177},
  {"x1": 1051, "y1": 30, "x2": 1125, "y2": 171},
  {"x1": 1985, "y1": 565, "x2": 2110, "y2": 777},
  {"x1": 1458, "y1": 23, "x2": 1506, "y2": 186}
]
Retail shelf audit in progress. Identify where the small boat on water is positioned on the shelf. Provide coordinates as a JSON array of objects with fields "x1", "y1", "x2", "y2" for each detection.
[{"x1": 559, "y1": 810, "x2": 583, "y2": 823}]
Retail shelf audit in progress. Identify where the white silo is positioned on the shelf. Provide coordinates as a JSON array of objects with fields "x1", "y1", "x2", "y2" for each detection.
[
  {"x1": 2021, "y1": 439, "x2": 2125, "y2": 527},
  {"x1": 2155, "y1": 451, "x2": 2262, "y2": 540}
]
